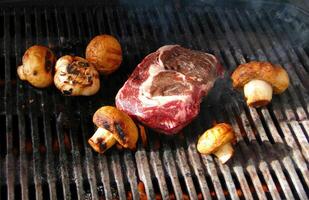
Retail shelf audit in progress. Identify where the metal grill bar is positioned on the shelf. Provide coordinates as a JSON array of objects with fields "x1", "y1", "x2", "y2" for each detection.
[
  {"x1": 73, "y1": 7, "x2": 100, "y2": 200},
  {"x1": 185, "y1": 12, "x2": 240, "y2": 200},
  {"x1": 208, "y1": 10, "x2": 265, "y2": 199},
  {"x1": 0, "y1": 3, "x2": 309, "y2": 200},
  {"x1": 193, "y1": 9, "x2": 258, "y2": 200},
  {"x1": 242, "y1": 3, "x2": 306, "y2": 172},
  {"x1": 154, "y1": 8, "x2": 189, "y2": 200},
  {"x1": 231, "y1": 8, "x2": 308, "y2": 180},
  {"x1": 24, "y1": 9, "x2": 45, "y2": 200},
  {"x1": 91, "y1": 8, "x2": 116, "y2": 200},
  {"x1": 14, "y1": 8, "x2": 30, "y2": 200},
  {"x1": 128, "y1": 7, "x2": 168, "y2": 199},
  {"x1": 162, "y1": 8, "x2": 202, "y2": 200},
  {"x1": 221, "y1": 7, "x2": 307, "y2": 199},
  {"x1": 136, "y1": 9, "x2": 172, "y2": 197},
  {"x1": 114, "y1": 8, "x2": 150, "y2": 200},
  {"x1": 35, "y1": 8, "x2": 58, "y2": 200},
  {"x1": 103, "y1": 7, "x2": 134, "y2": 200},
  {"x1": 217, "y1": 7, "x2": 304, "y2": 199},
  {"x1": 119, "y1": 42, "x2": 144, "y2": 200},
  {"x1": 4, "y1": 8, "x2": 15, "y2": 200},
  {"x1": 192, "y1": 3, "x2": 306, "y2": 198}
]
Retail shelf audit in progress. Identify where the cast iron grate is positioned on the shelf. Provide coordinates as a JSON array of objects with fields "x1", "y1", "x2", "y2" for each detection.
[{"x1": 0, "y1": 1, "x2": 309, "y2": 200}]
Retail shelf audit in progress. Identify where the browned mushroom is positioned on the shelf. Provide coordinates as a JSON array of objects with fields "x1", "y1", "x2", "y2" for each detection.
[
  {"x1": 231, "y1": 61, "x2": 289, "y2": 107},
  {"x1": 88, "y1": 106, "x2": 138, "y2": 153},
  {"x1": 54, "y1": 55, "x2": 100, "y2": 96},
  {"x1": 86, "y1": 34, "x2": 122, "y2": 75},
  {"x1": 17, "y1": 45, "x2": 56, "y2": 88},
  {"x1": 197, "y1": 123, "x2": 235, "y2": 164}
]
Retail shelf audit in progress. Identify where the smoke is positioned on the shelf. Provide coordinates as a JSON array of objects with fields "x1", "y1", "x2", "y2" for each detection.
[
  {"x1": 204, "y1": 72, "x2": 245, "y2": 109},
  {"x1": 272, "y1": 5, "x2": 309, "y2": 47}
]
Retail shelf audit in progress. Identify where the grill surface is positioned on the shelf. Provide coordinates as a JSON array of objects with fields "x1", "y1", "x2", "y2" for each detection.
[{"x1": 0, "y1": 1, "x2": 309, "y2": 200}]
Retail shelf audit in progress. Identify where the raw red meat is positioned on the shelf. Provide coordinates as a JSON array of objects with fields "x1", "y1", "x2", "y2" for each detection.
[{"x1": 115, "y1": 45, "x2": 223, "y2": 135}]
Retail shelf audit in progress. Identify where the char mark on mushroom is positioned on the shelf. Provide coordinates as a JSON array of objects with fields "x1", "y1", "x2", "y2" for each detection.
[
  {"x1": 94, "y1": 115, "x2": 113, "y2": 132},
  {"x1": 62, "y1": 88, "x2": 73, "y2": 95},
  {"x1": 78, "y1": 61, "x2": 89, "y2": 67},
  {"x1": 97, "y1": 138, "x2": 107, "y2": 152},
  {"x1": 66, "y1": 63, "x2": 81, "y2": 75},
  {"x1": 115, "y1": 122, "x2": 126, "y2": 141},
  {"x1": 65, "y1": 64, "x2": 95, "y2": 87},
  {"x1": 45, "y1": 50, "x2": 54, "y2": 72},
  {"x1": 102, "y1": 121, "x2": 111, "y2": 132}
]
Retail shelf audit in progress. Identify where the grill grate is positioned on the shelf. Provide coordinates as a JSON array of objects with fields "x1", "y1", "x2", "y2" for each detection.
[{"x1": 1, "y1": 2, "x2": 309, "y2": 200}]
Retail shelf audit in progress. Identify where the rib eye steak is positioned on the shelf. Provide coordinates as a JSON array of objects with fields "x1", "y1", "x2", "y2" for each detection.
[{"x1": 116, "y1": 45, "x2": 223, "y2": 134}]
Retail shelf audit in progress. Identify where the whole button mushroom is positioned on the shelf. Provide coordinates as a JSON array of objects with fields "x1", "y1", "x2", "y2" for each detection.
[
  {"x1": 17, "y1": 45, "x2": 56, "y2": 88},
  {"x1": 88, "y1": 106, "x2": 138, "y2": 153},
  {"x1": 197, "y1": 123, "x2": 235, "y2": 164},
  {"x1": 86, "y1": 34, "x2": 122, "y2": 75},
  {"x1": 231, "y1": 61, "x2": 289, "y2": 107},
  {"x1": 54, "y1": 55, "x2": 100, "y2": 96}
]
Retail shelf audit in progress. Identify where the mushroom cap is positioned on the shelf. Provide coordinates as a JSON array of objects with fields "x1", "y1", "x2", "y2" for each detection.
[
  {"x1": 231, "y1": 61, "x2": 289, "y2": 94},
  {"x1": 54, "y1": 55, "x2": 100, "y2": 96},
  {"x1": 93, "y1": 106, "x2": 138, "y2": 150},
  {"x1": 17, "y1": 45, "x2": 56, "y2": 88},
  {"x1": 86, "y1": 34, "x2": 122, "y2": 75},
  {"x1": 197, "y1": 123, "x2": 235, "y2": 154}
]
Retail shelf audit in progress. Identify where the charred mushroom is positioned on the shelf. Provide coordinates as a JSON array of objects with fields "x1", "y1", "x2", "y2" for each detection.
[
  {"x1": 231, "y1": 61, "x2": 289, "y2": 107},
  {"x1": 197, "y1": 123, "x2": 235, "y2": 164},
  {"x1": 17, "y1": 45, "x2": 56, "y2": 88},
  {"x1": 54, "y1": 55, "x2": 100, "y2": 96},
  {"x1": 88, "y1": 106, "x2": 138, "y2": 153},
  {"x1": 86, "y1": 34, "x2": 122, "y2": 75}
]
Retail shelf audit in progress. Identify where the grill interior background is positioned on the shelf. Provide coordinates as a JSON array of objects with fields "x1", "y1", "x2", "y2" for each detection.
[{"x1": 0, "y1": 1, "x2": 309, "y2": 200}]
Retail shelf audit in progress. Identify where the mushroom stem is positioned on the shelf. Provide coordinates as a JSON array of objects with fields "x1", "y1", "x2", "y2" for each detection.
[
  {"x1": 88, "y1": 127, "x2": 117, "y2": 153},
  {"x1": 213, "y1": 142, "x2": 234, "y2": 164},
  {"x1": 243, "y1": 79, "x2": 273, "y2": 107}
]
